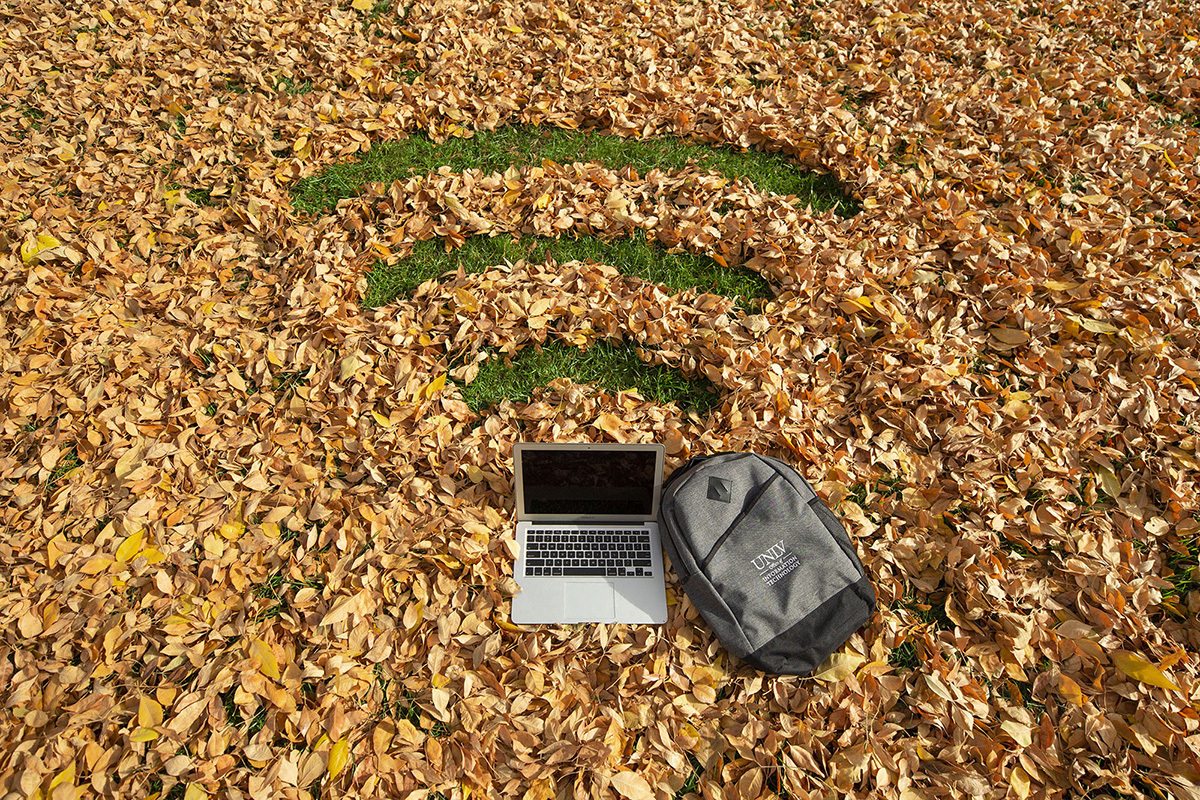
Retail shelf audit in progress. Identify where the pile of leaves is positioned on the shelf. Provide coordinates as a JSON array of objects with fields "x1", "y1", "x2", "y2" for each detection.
[{"x1": 2, "y1": 0, "x2": 1199, "y2": 798}]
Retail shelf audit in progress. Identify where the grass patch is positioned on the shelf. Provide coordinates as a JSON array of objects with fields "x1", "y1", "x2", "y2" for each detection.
[
  {"x1": 221, "y1": 685, "x2": 269, "y2": 736},
  {"x1": 272, "y1": 369, "x2": 311, "y2": 398},
  {"x1": 290, "y1": 124, "x2": 859, "y2": 217},
  {"x1": 185, "y1": 188, "x2": 222, "y2": 207},
  {"x1": 46, "y1": 448, "x2": 80, "y2": 492},
  {"x1": 277, "y1": 76, "x2": 315, "y2": 96},
  {"x1": 375, "y1": 673, "x2": 452, "y2": 738},
  {"x1": 674, "y1": 753, "x2": 704, "y2": 799},
  {"x1": 998, "y1": 677, "x2": 1045, "y2": 718},
  {"x1": 253, "y1": 570, "x2": 325, "y2": 620},
  {"x1": 1162, "y1": 533, "x2": 1199, "y2": 606},
  {"x1": 889, "y1": 640, "x2": 919, "y2": 671},
  {"x1": 457, "y1": 339, "x2": 721, "y2": 416},
  {"x1": 363, "y1": 234, "x2": 772, "y2": 310}
]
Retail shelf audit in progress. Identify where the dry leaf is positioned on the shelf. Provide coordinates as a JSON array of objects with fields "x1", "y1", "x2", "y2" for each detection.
[
  {"x1": 138, "y1": 696, "x2": 164, "y2": 728},
  {"x1": 328, "y1": 738, "x2": 350, "y2": 779},
  {"x1": 115, "y1": 530, "x2": 143, "y2": 563},
  {"x1": 1112, "y1": 651, "x2": 1181, "y2": 693},
  {"x1": 812, "y1": 651, "x2": 865, "y2": 682},
  {"x1": 610, "y1": 772, "x2": 654, "y2": 800},
  {"x1": 249, "y1": 638, "x2": 280, "y2": 680}
]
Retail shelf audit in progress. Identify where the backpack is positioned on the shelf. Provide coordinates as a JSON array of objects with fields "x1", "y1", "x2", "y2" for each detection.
[{"x1": 658, "y1": 452, "x2": 876, "y2": 675}]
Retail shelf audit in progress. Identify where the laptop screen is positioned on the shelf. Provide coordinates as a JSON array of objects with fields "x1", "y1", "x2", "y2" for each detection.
[{"x1": 521, "y1": 447, "x2": 658, "y2": 517}]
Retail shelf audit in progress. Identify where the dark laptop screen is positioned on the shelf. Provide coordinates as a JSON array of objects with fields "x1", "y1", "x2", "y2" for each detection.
[{"x1": 522, "y1": 448, "x2": 658, "y2": 516}]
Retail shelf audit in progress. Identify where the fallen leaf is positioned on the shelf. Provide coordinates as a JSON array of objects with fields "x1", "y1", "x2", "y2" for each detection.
[
  {"x1": 20, "y1": 234, "x2": 62, "y2": 264},
  {"x1": 249, "y1": 638, "x2": 280, "y2": 680},
  {"x1": 115, "y1": 530, "x2": 143, "y2": 563},
  {"x1": 1112, "y1": 651, "x2": 1181, "y2": 693},
  {"x1": 1057, "y1": 673, "x2": 1085, "y2": 706},
  {"x1": 812, "y1": 651, "x2": 865, "y2": 682},
  {"x1": 328, "y1": 738, "x2": 350, "y2": 779},
  {"x1": 138, "y1": 696, "x2": 164, "y2": 728},
  {"x1": 610, "y1": 771, "x2": 654, "y2": 800}
]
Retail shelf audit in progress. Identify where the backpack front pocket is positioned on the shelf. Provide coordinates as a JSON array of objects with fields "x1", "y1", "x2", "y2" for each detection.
[{"x1": 698, "y1": 476, "x2": 864, "y2": 651}]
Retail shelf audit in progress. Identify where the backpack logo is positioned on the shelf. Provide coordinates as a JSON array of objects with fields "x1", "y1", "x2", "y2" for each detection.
[
  {"x1": 752, "y1": 540, "x2": 800, "y2": 586},
  {"x1": 707, "y1": 476, "x2": 732, "y2": 503},
  {"x1": 750, "y1": 541, "x2": 787, "y2": 571}
]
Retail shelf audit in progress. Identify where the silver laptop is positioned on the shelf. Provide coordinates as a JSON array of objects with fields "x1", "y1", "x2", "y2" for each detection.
[{"x1": 511, "y1": 442, "x2": 668, "y2": 625}]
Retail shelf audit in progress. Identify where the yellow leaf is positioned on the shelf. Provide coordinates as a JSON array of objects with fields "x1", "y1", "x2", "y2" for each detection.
[
  {"x1": 610, "y1": 771, "x2": 654, "y2": 800},
  {"x1": 164, "y1": 189, "x2": 182, "y2": 211},
  {"x1": 82, "y1": 556, "x2": 112, "y2": 574},
  {"x1": 219, "y1": 522, "x2": 245, "y2": 540},
  {"x1": 142, "y1": 547, "x2": 166, "y2": 564},
  {"x1": 48, "y1": 764, "x2": 75, "y2": 791},
  {"x1": 351, "y1": 0, "x2": 372, "y2": 8},
  {"x1": 534, "y1": 193, "x2": 551, "y2": 209},
  {"x1": 99, "y1": 9, "x2": 115, "y2": 24},
  {"x1": 115, "y1": 530, "x2": 144, "y2": 563},
  {"x1": 138, "y1": 696, "x2": 164, "y2": 727},
  {"x1": 250, "y1": 638, "x2": 280, "y2": 680},
  {"x1": 1043, "y1": 279, "x2": 1079, "y2": 291},
  {"x1": 454, "y1": 287, "x2": 480, "y2": 313},
  {"x1": 1093, "y1": 466, "x2": 1121, "y2": 498},
  {"x1": 130, "y1": 727, "x2": 159, "y2": 742},
  {"x1": 1112, "y1": 651, "x2": 1181, "y2": 693},
  {"x1": 261, "y1": 522, "x2": 281, "y2": 538},
  {"x1": 1011, "y1": 765, "x2": 1031, "y2": 800},
  {"x1": 328, "y1": 738, "x2": 350, "y2": 779},
  {"x1": 1057, "y1": 673, "x2": 1085, "y2": 706},
  {"x1": 1000, "y1": 719, "x2": 1033, "y2": 747},
  {"x1": 20, "y1": 234, "x2": 62, "y2": 265},
  {"x1": 1078, "y1": 317, "x2": 1120, "y2": 335},
  {"x1": 812, "y1": 651, "x2": 865, "y2": 682},
  {"x1": 990, "y1": 327, "x2": 1029, "y2": 345},
  {"x1": 340, "y1": 354, "x2": 366, "y2": 381},
  {"x1": 431, "y1": 673, "x2": 451, "y2": 688},
  {"x1": 183, "y1": 784, "x2": 207, "y2": 800},
  {"x1": 1160, "y1": 649, "x2": 1186, "y2": 671},
  {"x1": 596, "y1": 413, "x2": 624, "y2": 434},
  {"x1": 425, "y1": 373, "x2": 447, "y2": 398}
]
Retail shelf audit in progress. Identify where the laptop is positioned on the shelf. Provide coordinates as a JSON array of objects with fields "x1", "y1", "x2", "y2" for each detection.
[{"x1": 510, "y1": 442, "x2": 668, "y2": 625}]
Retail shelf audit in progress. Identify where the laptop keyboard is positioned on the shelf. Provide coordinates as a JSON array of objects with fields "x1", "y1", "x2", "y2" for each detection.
[{"x1": 524, "y1": 529, "x2": 654, "y2": 577}]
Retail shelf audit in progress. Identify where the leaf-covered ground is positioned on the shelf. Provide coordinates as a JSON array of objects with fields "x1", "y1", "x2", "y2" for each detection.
[{"x1": 2, "y1": 0, "x2": 1200, "y2": 798}]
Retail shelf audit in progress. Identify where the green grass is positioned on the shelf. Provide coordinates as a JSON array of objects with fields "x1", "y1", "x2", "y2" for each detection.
[
  {"x1": 277, "y1": 76, "x2": 315, "y2": 96},
  {"x1": 1162, "y1": 533, "x2": 1199, "y2": 607},
  {"x1": 253, "y1": 570, "x2": 325, "y2": 620},
  {"x1": 290, "y1": 124, "x2": 859, "y2": 217},
  {"x1": 889, "y1": 640, "x2": 919, "y2": 670},
  {"x1": 46, "y1": 448, "x2": 80, "y2": 492},
  {"x1": 457, "y1": 340, "x2": 721, "y2": 416},
  {"x1": 674, "y1": 753, "x2": 704, "y2": 799},
  {"x1": 363, "y1": 234, "x2": 772, "y2": 310}
]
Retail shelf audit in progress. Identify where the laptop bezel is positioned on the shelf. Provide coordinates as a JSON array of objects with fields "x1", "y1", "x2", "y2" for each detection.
[{"x1": 513, "y1": 442, "x2": 666, "y2": 523}]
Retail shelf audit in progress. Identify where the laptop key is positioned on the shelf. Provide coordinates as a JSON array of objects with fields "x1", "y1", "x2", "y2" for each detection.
[
  {"x1": 563, "y1": 567, "x2": 608, "y2": 576},
  {"x1": 551, "y1": 567, "x2": 562, "y2": 576}
]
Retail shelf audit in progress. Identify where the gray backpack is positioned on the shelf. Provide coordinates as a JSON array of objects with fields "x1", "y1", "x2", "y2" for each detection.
[{"x1": 658, "y1": 452, "x2": 875, "y2": 675}]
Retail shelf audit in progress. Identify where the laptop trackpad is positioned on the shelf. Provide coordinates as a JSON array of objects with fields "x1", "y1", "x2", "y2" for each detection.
[{"x1": 564, "y1": 582, "x2": 615, "y2": 621}]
